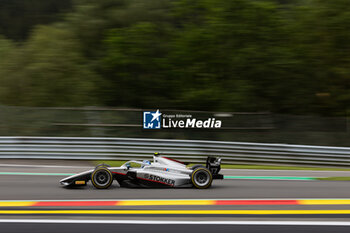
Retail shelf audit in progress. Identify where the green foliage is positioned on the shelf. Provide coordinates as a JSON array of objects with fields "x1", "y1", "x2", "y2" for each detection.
[
  {"x1": 0, "y1": 0, "x2": 349, "y2": 115},
  {"x1": 0, "y1": 26, "x2": 98, "y2": 106},
  {"x1": 0, "y1": 0, "x2": 72, "y2": 40},
  {"x1": 103, "y1": 22, "x2": 174, "y2": 107}
]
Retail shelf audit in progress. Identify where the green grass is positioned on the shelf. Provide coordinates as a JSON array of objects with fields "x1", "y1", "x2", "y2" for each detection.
[
  {"x1": 317, "y1": 177, "x2": 350, "y2": 181},
  {"x1": 94, "y1": 160, "x2": 350, "y2": 171}
]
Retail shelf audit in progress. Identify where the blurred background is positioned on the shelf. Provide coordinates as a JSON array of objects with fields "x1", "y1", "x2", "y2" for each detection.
[
  {"x1": 0, "y1": 0, "x2": 349, "y2": 146},
  {"x1": 2, "y1": 3, "x2": 350, "y2": 230}
]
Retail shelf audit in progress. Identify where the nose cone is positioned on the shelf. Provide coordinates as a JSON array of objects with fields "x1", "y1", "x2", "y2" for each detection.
[
  {"x1": 59, "y1": 169, "x2": 93, "y2": 187},
  {"x1": 59, "y1": 176, "x2": 75, "y2": 186}
]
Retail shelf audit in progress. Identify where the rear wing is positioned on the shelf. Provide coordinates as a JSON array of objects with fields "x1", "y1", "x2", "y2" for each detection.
[{"x1": 206, "y1": 157, "x2": 223, "y2": 179}]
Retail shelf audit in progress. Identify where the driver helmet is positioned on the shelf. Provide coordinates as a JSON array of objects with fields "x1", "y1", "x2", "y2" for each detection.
[{"x1": 142, "y1": 160, "x2": 151, "y2": 168}]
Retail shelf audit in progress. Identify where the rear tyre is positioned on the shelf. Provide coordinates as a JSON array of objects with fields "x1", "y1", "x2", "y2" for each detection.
[
  {"x1": 91, "y1": 167, "x2": 113, "y2": 189},
  {"x1": 191, "y1": 164, "x2": 205, "y2": 170},
  {"x1": 191, "y1": 167, "x2": 213, "y2": 189}
]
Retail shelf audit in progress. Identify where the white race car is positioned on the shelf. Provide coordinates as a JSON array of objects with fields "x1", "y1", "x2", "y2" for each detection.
[{"x1": 60, "y1": 153, "x2": 223, "y2": 189}]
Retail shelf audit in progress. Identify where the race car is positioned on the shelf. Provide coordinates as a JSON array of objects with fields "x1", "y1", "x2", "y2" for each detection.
[{"x1": 60, "y1": 153, "x2": 223, "y2": 189}]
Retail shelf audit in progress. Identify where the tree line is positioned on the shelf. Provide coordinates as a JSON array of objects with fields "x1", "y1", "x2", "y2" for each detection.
[{"x1": 0, "y1": 0, "x2": 349, "y2": 116}]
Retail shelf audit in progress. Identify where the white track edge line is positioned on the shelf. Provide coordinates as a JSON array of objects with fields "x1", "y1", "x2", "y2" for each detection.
[{"x1": 0, "y1": 219, "x2": 350, "y2": 226}]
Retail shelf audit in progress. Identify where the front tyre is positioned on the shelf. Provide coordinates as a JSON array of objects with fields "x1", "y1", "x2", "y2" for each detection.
[
  {"x1": 191, "y1": 168, "x2": 213, "y2": 189},
  {"x1": 91, "y1": 168, "x2": 113, "y2": 189}
]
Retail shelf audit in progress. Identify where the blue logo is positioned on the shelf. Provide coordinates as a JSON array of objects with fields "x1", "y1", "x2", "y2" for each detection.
[{"x1": 143, "y1": 110, "x2": 162, "y2": 129}]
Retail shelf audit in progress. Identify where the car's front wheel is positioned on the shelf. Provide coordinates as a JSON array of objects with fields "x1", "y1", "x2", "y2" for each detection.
[
  {"x1": 91, "y1": 167, "x2": 113, "y2": 189},
  {"x1": 191, "y1": 167, "x2": 213, "y2": 189}
]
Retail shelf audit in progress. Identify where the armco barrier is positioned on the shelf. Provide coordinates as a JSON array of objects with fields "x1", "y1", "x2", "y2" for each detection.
[{"x1": 0, "y1": 137, "x2": 350, "y2": 166}]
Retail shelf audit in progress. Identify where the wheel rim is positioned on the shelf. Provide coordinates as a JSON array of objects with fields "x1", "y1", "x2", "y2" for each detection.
[
  {"x1": 194, "y1": 170, "x2": 210, "y2": 186},
  {"x1": 94, "y1": 170, "x2": 110, "y2": 186}
]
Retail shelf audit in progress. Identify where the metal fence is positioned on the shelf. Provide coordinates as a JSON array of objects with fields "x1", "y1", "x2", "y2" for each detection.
[
  {"x1": 1, "y1": 136, "x2": 350, "y2": 167},
  {"x1": 1, "y1": 105, "x2": 350, "y2": 147}
]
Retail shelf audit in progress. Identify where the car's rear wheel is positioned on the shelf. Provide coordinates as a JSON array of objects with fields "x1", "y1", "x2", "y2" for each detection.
[
  {"x1": 191, "y1": 164, "x2": 205, "y2": 170},
  {"x1": 191, "y1": 167, "x2": 213, "y2": 189},
  {"x1": 91, "y1": 167, "x2": 113, "y2": 189}
]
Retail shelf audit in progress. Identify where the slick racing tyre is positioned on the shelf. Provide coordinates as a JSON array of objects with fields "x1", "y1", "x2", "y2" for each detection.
[
  {"x1": 191, "y1": 167, "x2": 213, "y2": 189},
  {"x1": 95, "y1": 163, "x2": 111, "y2": 169},
  {"x1": 191, "y1": 164, "x2": 206, "y2": 170},
  {"x1": 91, "y1": 167, "x2": 113, "y2": 189}
]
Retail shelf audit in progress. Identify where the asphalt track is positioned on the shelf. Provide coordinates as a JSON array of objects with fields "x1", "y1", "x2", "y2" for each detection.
[
  {"x1": 2, "y1": 221, "x2": 350, "y2": 233},
  {"x1": 2, "y1": 162, "x2": 350, "y2": 232},
  {"x1": 0, "y1": 168, "x2": 350, "y2": 200}
]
